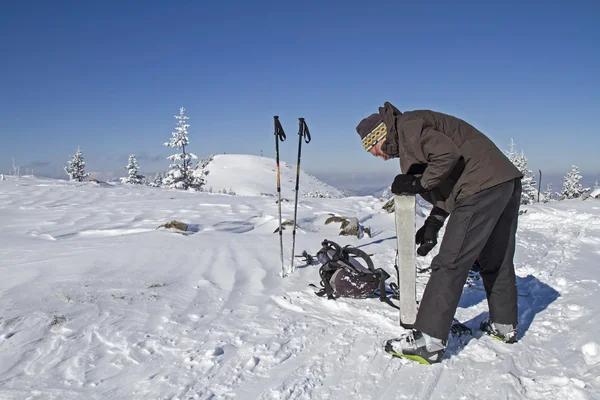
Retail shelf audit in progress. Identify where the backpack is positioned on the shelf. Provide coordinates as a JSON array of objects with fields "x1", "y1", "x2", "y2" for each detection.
[{"x1": 310, "y1": 239, "x2": 398, "y2": 308}]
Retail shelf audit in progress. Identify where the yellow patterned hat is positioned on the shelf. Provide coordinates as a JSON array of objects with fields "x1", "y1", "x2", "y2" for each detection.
[{"x1": 356, "y1": 113, "x2": 387, "y2": 151}]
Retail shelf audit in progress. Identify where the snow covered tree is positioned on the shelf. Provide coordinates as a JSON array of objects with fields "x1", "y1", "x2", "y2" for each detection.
[
  {"x1": 559, "y1": 165, "x2": 587, "y2": 200},
  {"x1": 194, "y1": 154, "x2": 214, "y2": 172},
  {"x1": 10, "y1": 158, "x2": 20, "y2": 176},
  {"x1": 594, "y1": 180, "x2": 600, "y2": 190},
  {"x1": 380, "y1": 188, "x2": 391, "y2": 200},
  {"x1": 505, "y1": 138, "x2": 519, "y2": 165},
  {"x1": 516, "y1": 151, "x2": 537, "y2": 204},
  {"x1": 542, "y1": 183, "x2": 553, "y2": 203},
  {"x1": 192, "y1": 154, "x2": 213, "y2": 183},
  {"x1": 121, "y1": 154, "x2": 145, "y2": 184},
  {"x1": 147, "y1": 172, "x2": 164, "y2": 187},
  {"x1": 64, "y1": 147, "x2": 91, "y2": 182},
  {"x1": 163, "y1": 107, "x2": 204, "y2": 190},
  {"x1": 506, "y1": 140, "x2": 536, "y2": 204}
]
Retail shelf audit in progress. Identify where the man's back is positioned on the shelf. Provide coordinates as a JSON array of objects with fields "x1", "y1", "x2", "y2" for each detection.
[{"x1": 379, "y1": 102, "x2": 522, "y2": 212}]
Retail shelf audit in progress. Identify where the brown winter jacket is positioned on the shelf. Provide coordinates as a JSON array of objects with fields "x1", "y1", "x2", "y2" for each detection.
[{"x1": 379, "y1": 101, "x2": 522, "y2": 214}]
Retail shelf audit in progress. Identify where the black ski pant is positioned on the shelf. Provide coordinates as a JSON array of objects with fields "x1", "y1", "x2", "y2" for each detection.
[{"x1": 414, "y1": 178, "x2": 522, "y2": 340}]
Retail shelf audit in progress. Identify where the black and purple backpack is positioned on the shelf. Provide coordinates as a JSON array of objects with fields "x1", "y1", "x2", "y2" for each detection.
[{"x1": 311, "y1": 240, "x2": 396, "y2": 305}]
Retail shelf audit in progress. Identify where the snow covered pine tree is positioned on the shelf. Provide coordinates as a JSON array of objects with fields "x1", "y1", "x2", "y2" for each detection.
[
  {"x1": 64, "y1": 147, "x2": 91, "y2": 182},
  {"x1": 505, "y1": 138, "x2": 519, "y2": 165},
  {"x1": 162, "y1": 107, "x2": 204, "y2": 190},
  {"x1": 542, "y1": 183, "x2": 553, "y2": 203},
  {"x1": 559, "y1": 165, "x2": 588, "y2": 200},
  {"x1": 506, "y1": 139, "x2": 537, "y2": 204},
  {"x1": 148, "y1": 172, "x2": 164, "y2": 187},
  {"x1": 517, "y1": 150, "x2": 537, "y2": 204},
  {"x1": 121, "y1": 154, "x2": 145, "y2": 184},
  {"x1": 192, "y1": 154, "x2": 214, "y2": 185}
]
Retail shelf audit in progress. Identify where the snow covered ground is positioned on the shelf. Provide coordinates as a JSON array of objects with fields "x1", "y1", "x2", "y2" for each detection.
[{"x1": 1, "y1": 172, "x2": 599, "y2": 399}]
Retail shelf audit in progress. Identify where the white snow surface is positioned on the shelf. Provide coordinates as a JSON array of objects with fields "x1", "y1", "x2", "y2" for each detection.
[
  {"x1": 1, "y1": 174, "x2": 600, "y2": 399},
  {"x1": 590, "y1": 188, "x2": 600, "y2": 199},
  {"x1": 201, "y1": 154, "x2": 345, "y2": 198}
]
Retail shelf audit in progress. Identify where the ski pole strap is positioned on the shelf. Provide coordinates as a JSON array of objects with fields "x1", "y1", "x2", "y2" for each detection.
[
  {"x1": 274, "y1": 116, "x2": 286, "y2": 141},
  {"x1": 308, "y1": 283, "x2": 327, "y2": 297},
  {"x1": 375, "y1": 268, "x2": 399, "y2": 310},
  {"x1": 299, "y1": 118, "x2": 311, "y2": 144}
]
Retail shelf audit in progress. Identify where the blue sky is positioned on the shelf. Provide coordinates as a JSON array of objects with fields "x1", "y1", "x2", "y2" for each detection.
[{"x1": 1, "y1": 0, "x2": 598, "y2": 190}]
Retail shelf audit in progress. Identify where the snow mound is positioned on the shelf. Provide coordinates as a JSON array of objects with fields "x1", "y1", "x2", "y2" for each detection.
[
  {"x1": 201, "y1": 154, "x2": 345, "y2": 198},
  {"x1": 590, "y1": 188, "x2": 600, "y2": 199},
  {"x1": 582, "y1": 342, "x2": 600, "y2": 365}
]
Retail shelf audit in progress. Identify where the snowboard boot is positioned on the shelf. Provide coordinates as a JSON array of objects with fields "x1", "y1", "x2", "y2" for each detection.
[
  {"x1": 386, "y1": 330, "x2": 447, "y2": 365},
  {"x1": 480, "y1": 319, "x2": 518, "y2": 343}
]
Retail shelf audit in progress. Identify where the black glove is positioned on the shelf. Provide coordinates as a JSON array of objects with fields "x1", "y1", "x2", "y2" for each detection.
[
  {"x1": 391, "y1": 174, "x2": 426, "y2": 195},
  {"x1": 415, "y1": 217, "x2": 443, "y2": 256}
]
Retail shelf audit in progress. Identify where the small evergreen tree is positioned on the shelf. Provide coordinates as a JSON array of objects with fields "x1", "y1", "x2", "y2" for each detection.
[
  {"x1": 380, "y1": 188, "x2": 391, "y2": 200},
  {"x1": 542, "y1": 183, "x2": 553, "y2": 203},
  {"x1": 121, "y1": 154, "x2": 145, "y2": 184},
  {"x1": 10, "y1": 158, "x2": 20, "y2": 176},
  {"x1": 505, "y1": 138, "x2": 519, "y2": 165},
  {"x1": 559, "y1": 165, "x2": 587, "y2": 200},
  {"x1": 64, "y1": 147, "x2": 91, "y2": 182},
  {"x1": 147, "y1": 172, "x2": 164, "y2": 187},
  {"x1": 517, "y1": 150, "x2": 537, "y2": 204},
  {"x1": 594, "y1": 180, "x2": 599, "y2": 190},
  {"x1": 506, "y1": 140, "x2": 536, "y2": 204},
  {"x1": 163, "y1": 107, "x2": 203, "y2": 190},
  {"x1": 196, "y1": 154, "x2": 214, "y2": 171},
  {"x1": 192, "y1": 154, "x2": 213, "y2": 183}
]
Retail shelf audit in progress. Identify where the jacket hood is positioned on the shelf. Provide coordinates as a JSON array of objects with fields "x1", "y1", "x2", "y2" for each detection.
[
  {"x1": 379, "y1": 102, "x2": 403, "y2": 158},
  {"x1": 379, "y1": 101, "x2": 403, "y2": 118}
]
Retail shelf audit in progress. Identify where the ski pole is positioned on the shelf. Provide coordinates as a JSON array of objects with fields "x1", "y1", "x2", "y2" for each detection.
[
  {"x1": 290, "y1": 117, "x2": 311, "y2": 273},
  {"x1": 274, "y1": 116, "x2": 286, "y2": 276}
]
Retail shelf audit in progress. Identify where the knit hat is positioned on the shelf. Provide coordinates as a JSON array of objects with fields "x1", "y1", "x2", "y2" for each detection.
[{"x1": 356, "y1": 113, "x2": 387, "y2": 151}]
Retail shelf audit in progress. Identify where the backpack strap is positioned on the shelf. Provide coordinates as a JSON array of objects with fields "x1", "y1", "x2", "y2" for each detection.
[
  {"x1": 317, "y1": 260, "x2": 339, "y2": 300},
  {"x1": 342, "y1": 246, "x2": 375, "y2": 272},
  {"x1": 318, "y1": 240, "x2": 343, "y2": 262}
]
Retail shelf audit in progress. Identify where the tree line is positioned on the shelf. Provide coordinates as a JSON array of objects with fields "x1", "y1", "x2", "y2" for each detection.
[
  {"x1": 61, "y1": 111, "x2": 597, "y2": 200},
  {"x1": 64, "y1": 107, "x2": 211, "y2": 191}
]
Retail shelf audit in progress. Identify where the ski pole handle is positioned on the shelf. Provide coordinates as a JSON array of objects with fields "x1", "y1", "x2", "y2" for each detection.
[
  {"x1": 298, "y1": 117, "x2": 311, "y2": 143},
  {"x1": 274, "y1": 116, "x2": 286, "y2": 141}
]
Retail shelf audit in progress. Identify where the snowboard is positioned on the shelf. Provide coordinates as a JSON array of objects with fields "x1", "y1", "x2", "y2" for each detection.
[{"x1": 393, "y1": 193, "x2": 418, "y2": 328}]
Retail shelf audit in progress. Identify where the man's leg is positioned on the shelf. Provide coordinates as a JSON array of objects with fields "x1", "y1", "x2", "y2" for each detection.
[
  {"x1": 477, "y1": 179, "x2": 522, "y2": 326},
  {"x1": 414, "y1": 180, "x2": 516, "y2": 340}
]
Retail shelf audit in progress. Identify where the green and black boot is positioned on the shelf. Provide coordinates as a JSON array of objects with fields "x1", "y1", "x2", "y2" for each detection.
[
  {"x1": 385, "y1": 330, "x2": 447, "y2": 365},
  {"x1": 480, "y1": 319, "x2": 518, "y2": 343}
]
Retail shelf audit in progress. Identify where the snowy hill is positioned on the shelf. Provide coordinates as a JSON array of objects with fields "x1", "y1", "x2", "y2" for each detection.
[
  {"x1": 200, "y1": 154, "x2": 345, "y2": 198},
  {"x1": 0, "y1": 176, "x2": 600, "y2": 399}
]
